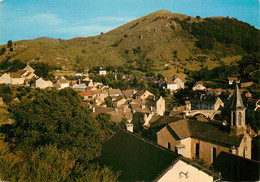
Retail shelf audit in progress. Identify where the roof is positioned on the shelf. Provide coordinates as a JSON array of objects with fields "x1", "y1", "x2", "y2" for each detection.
[
  {"x1": 93, "y1": 106, "x2": 114, "y2": 115},
  {"x1": 107, "y1": 89, "x2": 122, "y2": 95},
  {"x1": 230, "y1": 84, "x2": 246, "y2": 110},
  {"x1": 122, "y1": 89, "x2": 135, "y2": 99},
  {"x1": 212, "y1": 151, "x2": 260, "y2": 181},
  {"x1": 73, "y1": 84, "x2": 86, "y2": 89},
  {"x1": 150, "y1": 115, "x2": 180, "y2": 128},
  {"x1": 130, "y1": 103, "x2": 150, "y2": 113},
  {"x1": 166, "y1": 80, "x2": 176, "y2": 85},
  {"x1": 58, "y1": 78, "x2": 69, "y2": 84},
  {"x1": 113, "y1": 95, "x2": 125, "y2": 102},
  {"x1": 78, "y1": 92, "x2": 92, "y2": 96},
  {"x1": 167, "y1": 119, "x2": 243, "y2": 147},
  {"x1": 228, "y1": 77, "x2": 239, "y2": 81},
  {"x1": 100, "y1": 130, "x2": 218, "y2": 181}
]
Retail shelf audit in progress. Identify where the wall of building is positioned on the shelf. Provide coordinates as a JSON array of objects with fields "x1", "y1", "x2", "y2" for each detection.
[
  {"x1": 190, "y1": 138, "x2": 230, "y2": 165},
  {"x1": 237, "y1": 134, "x2": 252, "y2": 159},
  {"x1": 157, "y1": 160, "x2": 213, "y2": 182}
]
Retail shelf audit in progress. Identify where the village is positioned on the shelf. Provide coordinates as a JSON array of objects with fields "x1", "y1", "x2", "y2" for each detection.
[{"x1": 0, "y1": 62, "x2": 259, "y2": 181}]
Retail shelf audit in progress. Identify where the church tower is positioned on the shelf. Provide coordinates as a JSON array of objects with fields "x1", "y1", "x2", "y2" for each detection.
[{"x1": 230, "y1": 84, "x2": 246, "y2": 136}]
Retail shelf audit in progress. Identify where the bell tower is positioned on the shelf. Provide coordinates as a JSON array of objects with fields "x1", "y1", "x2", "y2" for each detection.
[{"x1": 230, "y1": 84, "x2": 246, "y2": 136}]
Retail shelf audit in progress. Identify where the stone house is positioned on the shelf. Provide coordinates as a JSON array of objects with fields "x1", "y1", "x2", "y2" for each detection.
[
  {"x1": 100, "y1": 130, "x2": 220, "y2": 182},
  {"x1": 192, "y1": 81, "x2": 206, "y2": 91},
  {"x1": 113, "y1": 95, "x2": 127, "y2": 108},
  {"x1": 122, "y1": 89, "x2": 136, "y2": 100},
  {"x1": 35, "y1": 77, "x2": 53, "y2": 89},
  {"x1": 191, "y1": 96, "x2": 224, "y2": 110},
  {"x1": 156, "y1": 85, "x2": 252, "y2": 165},
  {"x1": 98, "y1": 69, "x2": 107, "y2": 76},
  {"x1": 135, "y1": 90, "x2": 154, "y2": 101},
  {"x1": 78, "y1": 92, "x2": 93, "y2": 101},
  {"x1": 57, "y1": 78, "x2": 69, "y2": 89},
  {"x1": 91, "y1": 90, "x2": 108, "y2": 105}
]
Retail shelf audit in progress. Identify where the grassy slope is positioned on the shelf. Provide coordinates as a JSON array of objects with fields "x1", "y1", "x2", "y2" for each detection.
[{"x1": 0, "y1": 10, "x2": 253, "y2": 79}]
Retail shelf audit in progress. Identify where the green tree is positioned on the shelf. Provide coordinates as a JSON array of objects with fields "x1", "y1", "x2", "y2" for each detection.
[
  {"x1": 7, "y1": 40, "x2": 12, "y2": 48},
  {"x1": 6, "y1": 88, "x2": 112, "y2": 162}
]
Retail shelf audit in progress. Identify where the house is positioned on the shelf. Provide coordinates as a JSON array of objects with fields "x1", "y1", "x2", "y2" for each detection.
[
  {"x1": 157, "y1": 85, "x2": 252, "y2": 165},
  {"x1": 99, "y1": 129, "x2": 220, "y2": 182},
  {"x1": 173, "y1": 76, "x2": 185, "y2": 89},
  {"x1": 113, "y1": 95, "x2": 127, "y2": 108},
  {"x1": 165, "y1": 81, "x2": 178, "y2": 91},
  {"x1": 57, "y1": 78, "x2": 69, "y2": 89},
  {"x1": 78, "y1": 92, "x2": 93, "y2": 101},
  {"x1": 0, "y1": 72, "x2": 25, "y2": 85},
  {"x1": 91, "y1": 90, "x2": 108, "y2": 105},
  {"x1": 212, "y1": 151, "x2": 260, "y2": 181},
  {"x1": 98, "y1": 68, "x2": 107, "y2": 75},
  {"x1": 92, "y1": 106, "x2": 132, "y2": 123},
  {"x1": 192, "y1": 81, "x2": 206, "y2": 91},
  {"x1": 146, "y1": 96, "x2": 165, "y2": 116},
  {"x1": 35, "y1": 77, "x2": 53, "y2": 89},
  {"x1": 135, "y1": 90, "x2": 154, "y2": 100},
  {"x1": 122, "y1": 89, "x2": 136, "y2": 100},
  {"x1": 191, "y1": 96, "x2": 224, "y2": 110},
  {"x1": 72, "y1": 83, "x2": 86, "y2": 92},
  {"x1": 228, "y1": 77, "x2": 240, "y2": 85}
]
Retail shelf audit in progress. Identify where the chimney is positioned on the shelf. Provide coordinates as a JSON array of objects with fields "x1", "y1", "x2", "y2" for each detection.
[
  {"x1": 92, "y1": 107, "x2": 95, "y2": 113},
  {"x1": 125, "y1": 123, "x2": 133, "y2": 133},
  {"x1": 230, "y1": 146, "x2": 237, "y2": 154},
  {"x1": 79, "y1": 79, "x2": 81, "y2": 84}
]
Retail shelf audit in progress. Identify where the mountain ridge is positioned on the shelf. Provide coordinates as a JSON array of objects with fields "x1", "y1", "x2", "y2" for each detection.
[{"x1": 0, "y1": 10, "x2": 258, "y2": 78}]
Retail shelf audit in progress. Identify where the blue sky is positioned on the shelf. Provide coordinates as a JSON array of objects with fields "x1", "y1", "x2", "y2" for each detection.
[{"x1": 0, "y1": 0, "x2": 259, "y2": 45}]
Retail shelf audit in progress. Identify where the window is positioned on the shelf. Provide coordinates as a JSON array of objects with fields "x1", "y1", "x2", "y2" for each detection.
[
  {"x1": 233, "y1": 112, "x2": 236, "y2": 126},
  {"x1": 167, "y1": 142, "x2": 171, "y2": 150},
  {"x1": 238, "y1": 112, "x2": 242, "y2": 126},
  {"x1": 195, "y1": 143, "x2": 200, "y2": 158},
  {"x1": 212, "y1": 147, "x2": 217, "y2": 163}
]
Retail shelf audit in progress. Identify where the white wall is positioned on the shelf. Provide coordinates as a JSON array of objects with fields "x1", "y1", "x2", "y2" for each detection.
[{"x1": 158, "y1": 160, "x2": 213, "y2": 182}]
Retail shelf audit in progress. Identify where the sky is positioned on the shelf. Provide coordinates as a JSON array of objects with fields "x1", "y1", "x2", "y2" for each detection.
[{"x1": 0, "y1": 0, "x2": 259, "y2": 45}]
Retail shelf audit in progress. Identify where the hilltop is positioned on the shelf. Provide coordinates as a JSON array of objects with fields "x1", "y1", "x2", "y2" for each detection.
[{"x1": 0, "y1": 10, "x2": 259, "y2": 78}]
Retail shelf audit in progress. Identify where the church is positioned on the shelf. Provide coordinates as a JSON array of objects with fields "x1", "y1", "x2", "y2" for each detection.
[{"x1": 156, "y1": 84, "x2": 252, "y2": 165}]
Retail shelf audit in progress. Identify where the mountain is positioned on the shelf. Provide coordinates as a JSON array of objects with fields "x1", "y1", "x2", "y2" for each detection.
[{"x1": 0, "y1": 10, "x2": 258, "y2": 78}]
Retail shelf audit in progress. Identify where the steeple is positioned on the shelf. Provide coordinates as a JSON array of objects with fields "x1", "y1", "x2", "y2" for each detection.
[
  {"x1": 230, "y1": 84, "x2": 246, "y2": 111},
  {"x1": 230, "y1": 84, "x2": 246, "y2": 136}
]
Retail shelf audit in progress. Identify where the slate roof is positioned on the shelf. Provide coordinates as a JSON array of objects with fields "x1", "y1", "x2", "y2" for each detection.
[
  {"x1": 135, "y1": 90, "x2": 147, "y2": 96},
  {"x1": 100, "y1": 130, "x2": 218, "y2": 181},
  {"x1": 212, "y1": 151, "x2": 260, "y2": 181},
  {"x1": 230, "y1": 84, "x2": 246, "y2": 110},
  {"x1": 113, "y1": 95, "x2": 125, "y2": 102},
  {"x1": 150, "y1": 115, "x2": 180, "y2": 128},
  {"x1": 107, "y1": 89, "x2": 122, "y2": 95},
  {"x1": 167, "y1": 119, "x2": 243, "y2": 147},
  {"x1": 122, "y1": 89, "x2": 135, "y2": 99}
]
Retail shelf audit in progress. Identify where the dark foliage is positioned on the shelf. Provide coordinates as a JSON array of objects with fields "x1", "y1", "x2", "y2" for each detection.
[{"x1": 180, "y1": 17, "x2": 259, "y2": 53}]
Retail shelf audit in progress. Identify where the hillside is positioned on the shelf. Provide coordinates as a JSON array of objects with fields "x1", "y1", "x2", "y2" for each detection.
[{"x1": 0, "y1": 10, "x2": 258, "y2": 78}]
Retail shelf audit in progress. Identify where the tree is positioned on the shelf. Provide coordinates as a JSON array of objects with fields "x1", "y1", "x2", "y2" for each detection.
[
  {"x1": 0, "y1": 47, "x2": 6, "y2": 55},
  {"x1": 7, "y1": 40, "x2": 12, "y2": 48},
  {"x1": 196, "y1": 16, "x2": 201, "y2": 20},
  {"x1": 6, "y1": 88, "x2": 113, "y2": 162}
]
